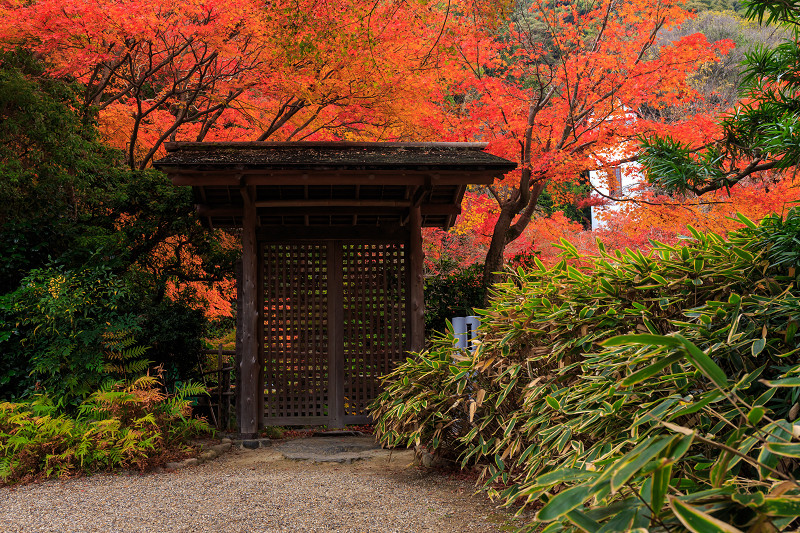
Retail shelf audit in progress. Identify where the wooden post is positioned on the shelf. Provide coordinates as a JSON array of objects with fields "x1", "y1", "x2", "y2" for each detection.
[
  {"x1": 327, "y1": 241, "x2": 345, "y2": 428},
  {"x1": 234, "y1": 259, "x2": 243, "y2": 432},
  {"x1": 408, "y1": 206, "x2": 425, "y2": 352},
  {"x1": 238, "y1": 186, "x2": 260, "y2": 438},
  {"x1": 217, "y1": 343, "x2": 223, "y2": 429},
  {"x1": 257, "y1": 244, "x2": 265, "y2": 430}
]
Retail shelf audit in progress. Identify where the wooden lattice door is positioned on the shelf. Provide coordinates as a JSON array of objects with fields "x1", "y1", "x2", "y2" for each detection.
[
  {"x1": 342, "y1": 243, "x2": 406, "y2": 420},
  {"x1": 262, "y1": 241, "x2": 406, "y2": 427},
  {"x1": 263, "y1": 243, "x2": 329, "y2": 425}
]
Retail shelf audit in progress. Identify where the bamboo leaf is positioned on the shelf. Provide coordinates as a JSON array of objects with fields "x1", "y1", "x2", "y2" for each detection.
[
  {"x1": 651, "y1": 463, "x2": 672, "y2": 515},
  {"x1": 669, "y1": 497, "x2": 745, "y2": 532},
  {"x1": 620, "y1": 353, "x2": 683, "y2": 386},
  {"x1": 610, "y1": 436, "x2": 673, "y2": 493},
  {"x1": 602, "y1": 334, "x2": 682, "y2": 348},
  {"x1": 761, "y1": 378, "x2": 800, "y2": 387},
  {"x1": 673, "y1": 334, "x2": 728, "y2": 388},
  {"x1": 763, "y1": 496, "x2": 800, "y2": 517},
  {"x1": 565, "y1": 509, "x2": 601, "y2": 531},
  {"x1": 545, "y1": 395, "x2": 560, "y2": 411},
  {"x1": 766, "y1": 442, "x2": 800, "y2": 458},
  {"x1": 752, "y1": 337, "x2": 767, "y2": 357},
  {"x1": 536, "y1": 484, "x2": 597, "y2": 522},
  {"x1": 748, "y1": 407, "x2": 766, "y2": 425}
]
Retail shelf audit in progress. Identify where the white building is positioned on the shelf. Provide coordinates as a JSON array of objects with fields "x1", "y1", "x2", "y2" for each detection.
[{"x1": 588, "y1": 160, "x2": 643, "y2": 230}]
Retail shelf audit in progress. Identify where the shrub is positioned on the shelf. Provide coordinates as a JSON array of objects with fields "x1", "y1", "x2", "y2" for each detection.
[
  {"x1": 0, "y1": 375, "x2": 210, "y2": 484},
  {"x1": 424, "y1": 263, "x2": 485, "y2": 335},
  {"x1": 133, "y1": 297, "x2": 207, "y2": 388},
  {"x1": 372, "y1": 209, "x2": 800, "y2": 532},
  {"x1": 0, "y1": 265, "x2": 136, "y2": 403}
]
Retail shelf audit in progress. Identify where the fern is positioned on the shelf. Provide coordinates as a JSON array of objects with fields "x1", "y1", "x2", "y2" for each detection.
[
  {"x1": 101, "y1": 329, "x2": 151, "y2": 381},
  {"x1": 0, "y1": 373, "x2": 212, "y2": 484}
]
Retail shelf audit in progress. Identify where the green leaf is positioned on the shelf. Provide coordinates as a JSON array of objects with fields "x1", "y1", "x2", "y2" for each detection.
[
  {"x1": 545, "y1": 395, "x2": 560, "y2": 411},
  {"x1": 763, "y1": 496, "x2": 800, "y2": 517},
  {"x1": 536, "y1": 484, "x2": 597, "y2": 522},
  {"x1": 731, "y1": 491, "x2": 765, "y2": 508},
  {"x1": 673, "y1": 334, "x2": 728, "y2": 389},
  {"x1": 610, "y1": 437, "x2": 673, "y2": 493},
  {"x1": 761, "y1": 378, "x2": 800, "y2": 387},
  {"x1": 731, "y1": 247, "x2": 754, "y2": 262},
  {"x1": 669, "y1": 497, "x2": 745, "y2": 532},
  {"x1": 620, "y1": 353, "x2": 683, "y2": 386},
  {"x1": 710, "y1": 452, "x2": 733, "y2": 488},
  {"x1": 758, "y1": 421, "x2": 793, "y2": 480},
  {"x1": 651, "y1": 463, "x2": 673, "y2": 515},
  {"x1": 596, "y1": 506, "x2": 639, "y2": 532},
  {"x1": 747, "y1": 406, "x2": 766, "y2": 425},
  {"x1": 735, "y1": 212, "x2": 758, "y2": 229},
  {"x1": 751, "y1": 337, "x2": 766, "y2": 357},
  {"x1": 650, "y1": 273, "x2": 668, "y2": 285},
  {"x1": 602, "y1": 334, "x2": 682, "y2": 348},
  {"x1": 565, "y1": 509, "x2": 601, "y2": 531},
  {"x1": 766, "y1": 442, "x2": 800, "y2": 458}
]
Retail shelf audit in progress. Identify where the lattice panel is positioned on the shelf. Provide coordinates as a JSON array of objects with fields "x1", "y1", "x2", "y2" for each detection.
[
  {"x1": 263, "y1": 244, "x2": 329, "y2": 420},
  {"x1": 342, "y1": 243, "x2": 407, "y2": 416}
]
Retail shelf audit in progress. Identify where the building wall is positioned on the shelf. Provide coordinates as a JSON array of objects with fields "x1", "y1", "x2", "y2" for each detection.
[{"x1": 588, "y1": 160, "x2": 643, "y2": 230}]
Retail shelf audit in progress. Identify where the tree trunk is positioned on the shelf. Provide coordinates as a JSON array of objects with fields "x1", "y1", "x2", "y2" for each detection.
[
  {"x1": 480, "y1": 182, "x2": 545, "y2": 305},
  {"x1": 482, "y1": 206, "x2": 515, "y2": 305}
]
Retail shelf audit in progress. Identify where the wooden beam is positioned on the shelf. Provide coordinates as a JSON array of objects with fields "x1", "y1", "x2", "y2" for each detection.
[
  {"x1": 254, "y1": 199, "x2": 412, "y2": 208},
  {"x1": 410, "y1": 177, "x2": 432, "y2": 207},
  {"x1": 420, "y1": 204, "x2": 461, "y2": 216},
  {"x1": 238, "y1": 185, "x2": 260, "y2": 439},
  {"x1": 197, "y1": 204, "x2": 457, "y2": 218},
  {"x1": 327, "y1": 242, "x2": 345, "y2": 429},
  {"x1": 407, "y1": 206, "x2": 425, "y2": 353},
  {"x1": 234, "y1": 259, "x2": 243, "y2": 436},
  {"x1": 198, "y1": 205, "x2": 408, "y2": 217},
  {"x1": 167, "y1": 169, "x2": 498, "y2": 187},
  {"x1": 446, "y1": 183, "x2": 467, "y2": 229},
  {"x1": 256, "y1": 225, "x2": 410, "y2": 242}
]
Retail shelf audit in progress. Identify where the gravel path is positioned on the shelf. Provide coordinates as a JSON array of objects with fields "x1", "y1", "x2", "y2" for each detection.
[{"x1": 0, "y1": 444, "x2": 522, "y2": 532}]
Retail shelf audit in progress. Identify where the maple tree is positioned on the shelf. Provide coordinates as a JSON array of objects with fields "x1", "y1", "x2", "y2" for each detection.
[
  {"x1": 440, "y1": 0, "x2": 732, "y2": 294},
  {"x1": 0, "y1": 0, "x2": 492, "y2": 169},
  {"x1": 596, "y1": 171, "x2": 800, "y2": 250},
  {"x1": 0, "y1": 0, "x2": 500, "y2": 321}
]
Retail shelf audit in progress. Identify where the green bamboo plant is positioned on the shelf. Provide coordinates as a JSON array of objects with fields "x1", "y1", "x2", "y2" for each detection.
[{"x1": 371, "y1": 208, "x2": 800, "y2": 532}]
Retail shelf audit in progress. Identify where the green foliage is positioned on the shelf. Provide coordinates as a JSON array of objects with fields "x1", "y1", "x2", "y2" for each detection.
[
  {"x1": 0, "y1": 375, "x2": 211, "y2": 484},
  {"x1": 537, "y1": 180, "x2": 591, "y2": 228},
  {"x1": 102, "y1": 329, "x2": 151, "y2": 382},
  {"x1": 0, "y1": 50, "x2": 232, "y2": 399},
  {"x1": 133, "y1": 298, "x2": 207, "y2": 388},
  {"x1": 262, "y1": 426, "x2": 286, "y2": 439},
  {"x1": 685, "y1": 0, "x2": 743, "y2": 13},
  {"x1": 0, "y1": 266, "x2": 136, "y2": 403},
  {"x1": 372, "y1": 208, "x2": 800, "y2": 532},
  {"x1": 0, "y1": 50, "x2": 129, "y2": 291},
  {"x1": 747, "y1": 202, "x2": 800, "y2": 270},
  {"x1": 424, "y1": 264, "x2": 486, "y2": 335}
]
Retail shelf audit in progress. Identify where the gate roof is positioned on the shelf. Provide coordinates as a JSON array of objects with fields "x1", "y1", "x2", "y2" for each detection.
[{"x1": 154, "y1": 142, "x2": 516, "y2": 231}]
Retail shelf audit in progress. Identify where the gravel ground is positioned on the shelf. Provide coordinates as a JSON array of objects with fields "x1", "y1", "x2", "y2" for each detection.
[{"x1": 0, "y1": 445, "x2": 523, "y2": 532}]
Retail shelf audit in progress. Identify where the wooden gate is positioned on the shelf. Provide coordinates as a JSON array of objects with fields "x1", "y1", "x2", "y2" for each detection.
[{"x1": 263, "y1": 241, "x2": 406, "y2": 427}]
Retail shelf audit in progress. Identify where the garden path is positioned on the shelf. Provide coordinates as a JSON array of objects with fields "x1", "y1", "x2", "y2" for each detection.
[{"x1": 0, "y1": 439, "x2": 522, "y2": 532}]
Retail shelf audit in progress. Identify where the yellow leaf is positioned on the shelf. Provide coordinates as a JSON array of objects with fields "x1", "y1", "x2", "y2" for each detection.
[{"x1": 476, "y1": 389, "x2": 486, "y2": 407}]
